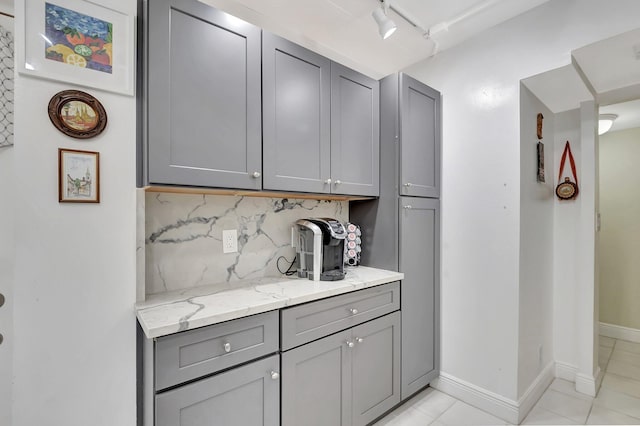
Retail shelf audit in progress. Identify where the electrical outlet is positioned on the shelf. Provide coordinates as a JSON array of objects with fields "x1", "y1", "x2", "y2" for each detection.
[{"x1": 222, "y1": 229, "x2": 238, "y2": 253}]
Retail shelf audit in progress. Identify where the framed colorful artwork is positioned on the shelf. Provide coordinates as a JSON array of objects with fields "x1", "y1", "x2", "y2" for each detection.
[
  {"x1": 58, "y1": 148, "x2": 100, "y2": 203},
  {"x1": 18, "y1": 0, "x2": 134, "y2": 95},
  {"x1": 48, "y1": 90, "x2": 107, "y2": 138}
]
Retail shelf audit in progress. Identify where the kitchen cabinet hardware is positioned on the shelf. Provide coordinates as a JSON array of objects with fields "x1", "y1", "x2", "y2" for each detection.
[
  {"x1": 346, "y1": 340, "x2": 355, "y2": 348},
  {"x1": 0, "y1": 293, "x2": 4, "y2": 307},
  {"x1": 356, "y1": 337, "x2": 364, "y2": 343},
  {"x1": 349, "y1": 308, "x2": 359, "y2": 315},
  {"x1": 403, "y1": 205, "x2": 412, "y2": 210},
  {"x1": 404, "y1": 182, "x2": 412, "y2": 187},
  {"x1": 325, "y1": 178, "x2": 332, "y2": 185},
  {"x1": 223, "y1": 342, "x2": 231, "y2": 353},
  {"x1": 252, "y1": 172, "x2": 261, "y2": 178},
  {"x1": 270, "y1": 371, "x2": 279, "y2": 380},
  {"x1": 334, "y1": 180, "x2": 342, "y2": 185},
  {"x1": 0, "y1": 333, "x2": 3, "y2": 345}
]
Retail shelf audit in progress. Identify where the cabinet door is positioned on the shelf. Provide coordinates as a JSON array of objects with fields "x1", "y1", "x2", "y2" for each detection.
[
  {"x1": 399, "y1": 197, "x2": 440, "y2": 398},
  {"x1": 399, "y1": 74, "x2": 441, "y2": 198},
  {"x1": 281, "y1": 328, "x2": 351, "y2": 426},
  {"x1": 155, "y1": 355, "x2": 279, "y2": 426},
  {"x1": 147, "y1": 0, "x2": 262, "y2": 189},
  {"x1": 330, "y1": 63, "x2": 380, "y2": 196},
  {"x1": 262, "y1": 32, "x2": 331, "y2": 194},
  {"x1": 351, "y1": 312, "x2": 401, "y2": 426}
]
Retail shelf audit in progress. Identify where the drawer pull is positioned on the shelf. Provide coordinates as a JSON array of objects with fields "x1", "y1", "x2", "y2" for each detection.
[
  {"x1": 346, "y1": 340, "x2": 355, "y2": 348},
  {"x1": 223, "y1": 342, "x2": 231, "y2": 353},
  {"x1": 252, "y1": 171, "x2": 261, "y2": 178},
  {"x1": 334, "y1": 180, "x2": 342, "y2": 185},
  {"x1": 270, "y1": 371, "x2": 279, "y2": 380},
  {"x1": 356, "y1": 337, "x2": 364, "y2": 343},
  {"x1": 349, "y1": 308, "x2": 359, "y2": 315},
  {"x1": 404, "y1": 182, "x2": 412, "y2": 187},
  {"x1": 324, "y1": 178, "x2": 332, "y2": 185}
]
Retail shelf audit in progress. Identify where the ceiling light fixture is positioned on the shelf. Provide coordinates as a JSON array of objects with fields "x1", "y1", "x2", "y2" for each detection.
[
  {"x1": 598, "y1": 114, "x2": 618, "y2": 135},
  {"x1": 372, "y1": 1, "x2": 397, "y2": 40}
]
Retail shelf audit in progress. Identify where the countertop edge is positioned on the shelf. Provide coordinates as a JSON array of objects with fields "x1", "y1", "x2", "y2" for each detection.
[{"x1": 137, "y1": 268, "x2": 403, "y2": 339}]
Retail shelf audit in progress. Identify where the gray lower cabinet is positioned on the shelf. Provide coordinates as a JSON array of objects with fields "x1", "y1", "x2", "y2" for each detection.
[
  {"x1": 262, "y1": 32, "x2": 380, "y2": 196},
  {"x1": 399, "y1": 197, "x2": 440, "y2": 398},
  {"x1": 155, "y1": 354, "x2": 280, "y2": 426},
  {"x1": 281, "y1": 312, "x2": 400, "y2": 426},
  {"x1": 144, "y1": 0, "x2": 262, "y2": 189}
]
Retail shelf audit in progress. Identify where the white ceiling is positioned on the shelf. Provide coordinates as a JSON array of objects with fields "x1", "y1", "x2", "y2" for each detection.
[
  {"x1": 521, "y1": 65, "x2": 593, "y2": 114},
  {"x1": 201, "y1": 0, "x2": 551, "y2": 79},
  {"x1": 600, "y1": 99, "x2": 640, "y2": 133}
]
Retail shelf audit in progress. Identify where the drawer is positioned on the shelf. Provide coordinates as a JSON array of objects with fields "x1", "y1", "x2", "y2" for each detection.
[
  {"x1": 155, "y1": 311, "x2": 279, "y2": 391},
  {"x1": 281, "y1": 282, "x2": 400, "y2": 350}
]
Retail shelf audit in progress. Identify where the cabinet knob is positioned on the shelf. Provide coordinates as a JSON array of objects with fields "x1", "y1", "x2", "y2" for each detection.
[
  {"x1": 252, "y1": 171, "x2": 261, "y2": 178},
  {"x1": 270, "y1": 371, "x2": 279, "y2": 380},
  {"x1": 334, "y1": 180, "x2": 342, "y2": 185},
  {"x1": 223, "y1": 342, "x2": 231, "y2": 353},
  {"x1": 403, "y1": 205, "x2": 412, "y2": 210},
  {"x1": 349, "y1": 308, "x2": 359, "y2": 315},
  {"x1": 404, "y1": 183, "x2": 412, "y2": 187},
  {"x1": 356, "y1": 337, "x2": 364, "y2": 344},
  {"x1": 324, "y1": 178, "x2": 332, "y2": 185},
  {"x1": 0, "y1": 293, "x2": 4, "y2": 308},
  {"x1": 346, "y1": 341, "x2": 355, "y2": 348}
]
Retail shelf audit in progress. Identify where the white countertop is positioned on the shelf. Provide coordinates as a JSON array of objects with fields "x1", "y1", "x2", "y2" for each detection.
[{"x1": 136, "y1": 266, "x2": 403, "y2": 338}]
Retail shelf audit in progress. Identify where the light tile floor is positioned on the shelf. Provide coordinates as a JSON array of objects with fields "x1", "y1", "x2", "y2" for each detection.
[{"x1": 373, "y1": 337, "x2": 640, "y2": 425}]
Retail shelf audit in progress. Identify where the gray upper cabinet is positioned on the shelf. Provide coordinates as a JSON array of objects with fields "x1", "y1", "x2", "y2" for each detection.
[
  {"x1": 399, "y1": 197, "x2": 440, "y2": 398},
  {"x1": 155, "y1": 354, "x2": 280, "y2": 426},
  {"x1": 263, "y1": 32, "x2": 380, "y2": 196},
  {"x1": 262, "y1": 32, "x2": 331, "y2": 194},
  {"x1": 145, "y1": 0, "x2": 262, "y2": 189},
  {"x1": 330, "y1": 63, "x2": 380, "y2": 197},
  {"x1": 399, "y1": 74, "x2": 441, "y2": 198}
]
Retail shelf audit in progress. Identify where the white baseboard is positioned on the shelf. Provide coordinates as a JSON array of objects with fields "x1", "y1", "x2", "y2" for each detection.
[
  {"x1": 432, "y1": 373, "x2": 519, "y2": 424},
  {"x1": 555, "y1": 361, "x2": 578, "y2": 382},
  {"x1": 575, "y1": 368, "x2": 598, "y2": 397},
  {"x1": 517, "y1": 362, "x2": 556, "y2": 423},
  {"x1": 432, "y1": 366, "x2": 554, "y2": 425},
  {"x1": 600, "y1": 322, "x2": 640, "y2": 343}
]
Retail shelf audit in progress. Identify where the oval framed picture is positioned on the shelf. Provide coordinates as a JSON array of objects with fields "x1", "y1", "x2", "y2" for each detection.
[{"x1": 48, "y1": 90, "x2": 107, "y2": 139}]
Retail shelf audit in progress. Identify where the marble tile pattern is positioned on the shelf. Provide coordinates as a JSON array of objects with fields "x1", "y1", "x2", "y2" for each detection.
[
  {"x1": 136, "y1": 266, "x2": 403, "y2": 338},
  {"x1": 144, "y1": 192, "x2": 348, "y2": 295}
]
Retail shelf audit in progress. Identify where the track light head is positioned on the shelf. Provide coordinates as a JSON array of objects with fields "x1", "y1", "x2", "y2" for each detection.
[{"x1": 372, "y1": 6, "x2": 397, "y2": 39}]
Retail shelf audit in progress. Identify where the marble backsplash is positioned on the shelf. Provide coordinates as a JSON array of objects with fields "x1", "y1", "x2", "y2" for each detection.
[{"x1": 144, "y1": 192, "x2": 348, "y2": 295}]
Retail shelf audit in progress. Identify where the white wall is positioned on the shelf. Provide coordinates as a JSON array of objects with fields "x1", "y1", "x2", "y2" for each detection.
[
  {"x1": 0, "y1": 10, "x2": 14, "y2": 426},
  {"x1": 11, "y1": 0, "x2": 137, "y2": 423},
  {"x1": 552, "y1": 108, "x2": 582, "y2": 374},
  {"x1": 518, "y1": 85, "x2": 555, "y2": 397},
  {"x1": 599, "y1": 127, "x2": 640, "y2": 330},
  {"x1": 404, "y1": 0, "x2": 640, "y2": 406}
]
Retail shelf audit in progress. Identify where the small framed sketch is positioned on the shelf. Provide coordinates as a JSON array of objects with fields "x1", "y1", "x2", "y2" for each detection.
[
  {"x1": 48, "y1": 90, "x2": 107, "y2": 139},
  {"x1": 18, "y1": 0, "x2": 135, "y2": 95},
  {"x1": 58, "y1": 148, "x2": 100, "y2": 203}
]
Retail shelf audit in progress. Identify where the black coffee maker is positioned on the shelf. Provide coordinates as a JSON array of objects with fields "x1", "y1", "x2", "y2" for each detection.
[{"x1": 295, "y1": 218, "x2": 346, "y2": 281}]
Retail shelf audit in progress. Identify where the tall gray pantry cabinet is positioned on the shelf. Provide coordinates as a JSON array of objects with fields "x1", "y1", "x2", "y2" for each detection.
[{"x1": 351, "y1": 73, "x2": 441, "y2": 399}]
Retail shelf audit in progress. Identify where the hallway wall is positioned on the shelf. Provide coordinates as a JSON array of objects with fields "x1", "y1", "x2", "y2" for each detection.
[{"x1": 599, "y1": 127, "x2": 640, "y2": 330}]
